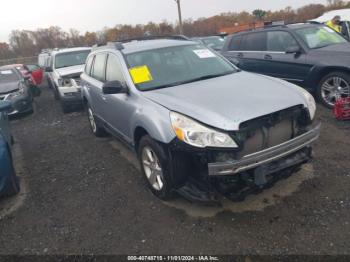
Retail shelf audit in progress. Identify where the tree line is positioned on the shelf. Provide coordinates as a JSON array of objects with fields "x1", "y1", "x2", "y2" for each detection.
[{"x1": 0, "y1": 0, "x2": 349, "y2": 60}]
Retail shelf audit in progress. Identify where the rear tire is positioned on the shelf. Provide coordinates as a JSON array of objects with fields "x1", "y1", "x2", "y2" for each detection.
[
  {"x1": 317, "y1": 71, "x2": 350, "y2": 108},
  {"x1": 86, "y1": 104, "x2": 107, "y2": 137}
]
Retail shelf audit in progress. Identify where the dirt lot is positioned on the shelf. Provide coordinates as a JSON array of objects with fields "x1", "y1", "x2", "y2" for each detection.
[{"x1": 0, "y1": 85, "x2": 350, "y2": 255}]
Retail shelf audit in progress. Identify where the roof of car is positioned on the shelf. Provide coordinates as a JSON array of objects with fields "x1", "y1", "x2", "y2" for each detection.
[
  {"x1": 194, "y1": 36, "x2": 221, "y2": 40},
  {"x1": 231, "y1": 23, "x2": 322, "y2": 37},
  {"x1": 94, "y1": 39, "x2": 198, "y2": 55},
  {"x1": 0, "y1": 65, "x2": 19, "y2": 70},
  {"x1": 51, "y1": 47, "x2": 91, "y2": 55}
]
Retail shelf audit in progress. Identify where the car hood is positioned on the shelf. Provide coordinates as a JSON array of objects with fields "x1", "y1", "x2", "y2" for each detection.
[
  {"x1": 56, "y1": 65, "x2": 84, "y2": 78},
  {"x1": 0, "y1": 81, "x2": 20, "y2": 94},
  {"x1": 142, "y1": 72, "x2": 307, "y2": 131},
  {"x1": 314, "y1": 42, "x2": 350, "y2": 54}
]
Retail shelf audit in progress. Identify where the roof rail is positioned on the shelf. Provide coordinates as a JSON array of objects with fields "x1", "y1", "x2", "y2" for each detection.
[
  {"x1": 92, "y1": 41, "x2": 125, "y2": 51},
  {"x1": 263, "y1": 21, "x2": 287, "y2": 28},
  {"x1": 116, "y1": 35, "x2": 190, "y2": 43},
  {"x1": 92, "y1": 35, "x2": 190, "y2": 52}
]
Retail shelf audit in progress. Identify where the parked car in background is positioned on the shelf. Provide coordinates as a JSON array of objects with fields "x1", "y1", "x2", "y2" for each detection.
[
  {"x1": 81, "y1": 38, "x2": 320, "y2": 203},
  {"x1": 0, "y1": 100, "x2": 19, "y2": 197},
  {"x1": 38, "y1": 50, "x2": 52, "y2": 69},
  {"x1": 191, "y1": 36, "x2": 225, "y2": 51},
  {"x1": 310, "y1": 9, "x2": 350, "y2": 40},
  {"x1": 13, "y1": 64, "x2": 44, "y2": 86},
  {"x1": 221, "y1": 23, "x2": 350, "y2": 108},
  {"x1": 0, "y1": 66, "x2": 33, "y2": 115},
  {"x1": 25, "y1": 64, "x2": 44, "y2": 86},
  {"x1": 46, "y1": 47, "x2": 91, "y2": 113}
]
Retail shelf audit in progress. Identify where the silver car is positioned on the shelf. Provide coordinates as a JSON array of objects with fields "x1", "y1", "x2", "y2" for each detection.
[{"x1": 81, "y1": 38, "x2": 320, "y2": 203}]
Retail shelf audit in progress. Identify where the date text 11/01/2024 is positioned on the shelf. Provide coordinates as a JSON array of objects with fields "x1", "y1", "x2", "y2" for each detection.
[{"x1": 127, "y1": 256, "x2": 220, "y2": 261}]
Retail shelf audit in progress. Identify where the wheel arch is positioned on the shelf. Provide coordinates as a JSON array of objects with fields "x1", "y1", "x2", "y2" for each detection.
[
  {"x1": 309, "y1": 66, "x2": 350, "y2": 89},
  {"x1": 133, "y1": 126, "x2": 149, "y2": 152},
  {"x1": 132, "y1": 120, "x2": 175, "y2": 152}
]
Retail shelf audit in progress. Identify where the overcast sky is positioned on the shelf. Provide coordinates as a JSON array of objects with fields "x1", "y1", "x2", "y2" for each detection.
[{"x1": 0, "y1": 0, "x2": 328, "y2": 42}]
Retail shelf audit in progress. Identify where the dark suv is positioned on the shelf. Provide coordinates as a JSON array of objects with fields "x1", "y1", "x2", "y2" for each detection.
[{"x1": 221, "y1": 23, "x2": 350, "y2": 108}]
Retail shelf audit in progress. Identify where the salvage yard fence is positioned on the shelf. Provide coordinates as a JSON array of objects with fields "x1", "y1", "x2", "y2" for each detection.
[{"x1": 0, "y1": 56, "x2": 38, "y2": 67}]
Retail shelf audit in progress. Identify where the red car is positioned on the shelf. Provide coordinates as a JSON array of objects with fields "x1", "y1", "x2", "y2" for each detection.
[{"x1": 13, "y1": 64, "x2": 44, "y2": 86}]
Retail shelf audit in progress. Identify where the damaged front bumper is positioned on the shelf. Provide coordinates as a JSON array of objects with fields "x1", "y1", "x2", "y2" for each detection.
[
  {"x1": 171, "y1": 124, "x2": 320, "y2": 205},
  {"x1": 58, "y1": 79, "x2": 83, "y2": 107},
  {"x1": 208, "y1": 124, "x2": 320, "y2": 176}
]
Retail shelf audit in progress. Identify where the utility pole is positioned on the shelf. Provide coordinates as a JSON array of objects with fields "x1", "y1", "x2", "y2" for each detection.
[{"x1": 174, "y1": 0, "x2": 183, "y2": 35}]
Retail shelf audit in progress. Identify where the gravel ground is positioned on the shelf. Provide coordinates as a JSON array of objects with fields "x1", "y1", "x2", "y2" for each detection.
[{"x1": 0, "y1": 85, "x2": 349, "y2": 255}]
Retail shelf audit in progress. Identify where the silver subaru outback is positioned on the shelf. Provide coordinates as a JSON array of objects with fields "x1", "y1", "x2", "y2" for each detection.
[{"x1": 81, "y1": 37, "x2": 320, "y2": 204}]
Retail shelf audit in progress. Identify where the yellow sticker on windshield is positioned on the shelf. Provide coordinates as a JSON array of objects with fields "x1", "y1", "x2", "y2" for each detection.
[{"x1": 129, "y1": 65, "x2": 153, "y2": 84}]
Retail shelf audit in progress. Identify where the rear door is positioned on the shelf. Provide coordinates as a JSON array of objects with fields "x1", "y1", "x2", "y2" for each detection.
[
  {"x1": 224, "y1": 32, "x2": 267, "y2": 73},
  {"x1": 89, "y1": 53, "x2": 107, "y2": 119}
]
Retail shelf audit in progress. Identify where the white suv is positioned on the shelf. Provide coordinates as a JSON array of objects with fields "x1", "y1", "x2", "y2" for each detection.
[{"x1": 46, "y1": 47, "x2": 91, "y2": 113}]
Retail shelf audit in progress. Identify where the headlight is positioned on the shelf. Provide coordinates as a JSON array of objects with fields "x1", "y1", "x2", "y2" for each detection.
[
  {"x1": 58, "y1": 78, "x2": 72, "y2": 87},
  {"x1": 170, "y1": 112, "x2": 238, "y2": 148},
  {"x1": 296, "y1": 87, "x2": 316, "y2": 120}
]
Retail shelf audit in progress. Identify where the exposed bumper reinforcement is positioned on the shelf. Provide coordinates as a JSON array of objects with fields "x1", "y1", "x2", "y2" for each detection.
[{"x1": 208, "y1": 124, "x2": 321, "y2": 176}]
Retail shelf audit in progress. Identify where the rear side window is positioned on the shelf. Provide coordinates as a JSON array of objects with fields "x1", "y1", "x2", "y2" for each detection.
[
  {"x1": 267, "y1": 31, "x2": 299, "y2": 52},
  {"x1": 228, "y1": 36, "x2": 242, "y2": 51},
  {"x1": 241, "y1": 32, "x2": 266, "y2": 51},
  {"x1": 91, "y1": 53, "x2": 106, "y2": 82},
  {"x1": 85, "y1": 55, "x2": 94, "y2": 75},
  {"x1": 106, "y1": 54, "x2": 125, "y2": 82}
]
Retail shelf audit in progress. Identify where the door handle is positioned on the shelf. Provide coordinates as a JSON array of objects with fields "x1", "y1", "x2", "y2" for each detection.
[
  {"x1": 264, "y1": 54, "x2": 272, "y2": 60},
  {"x1": 101, "y1": 95, "x2": 107, "y2": 101},
  {"x1": 237, "y1": 53, "x2": 244, "y2": 58}
]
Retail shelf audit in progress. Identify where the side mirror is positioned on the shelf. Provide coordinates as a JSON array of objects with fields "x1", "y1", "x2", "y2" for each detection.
[
  {"x1": 0, "y1": 101, "x2": 13, "y2": 113},
  {"x1": 45, "y1": 67, "x2": 53, "y2": 72},
  {"x1": 286, "y1": 46, "x2": 301, "y2": 54},
  {"x1": 102, "y1": 81, "x2": 127, "y2": 95}
]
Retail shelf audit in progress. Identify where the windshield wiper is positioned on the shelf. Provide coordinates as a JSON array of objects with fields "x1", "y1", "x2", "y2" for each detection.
[{"x1": 152, "y1": 72, "x2": 234, "y2": 90}]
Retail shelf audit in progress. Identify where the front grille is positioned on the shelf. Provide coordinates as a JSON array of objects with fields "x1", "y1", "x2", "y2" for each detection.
[{"x1": 232, "y1": 105, "x2": 311, "y2": 158}]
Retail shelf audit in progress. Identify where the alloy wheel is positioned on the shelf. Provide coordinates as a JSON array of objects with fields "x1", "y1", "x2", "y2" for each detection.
[
  {"x1": 88, "y1": 108, "x2": 97, "y2": 133},
  {"x1": 141, "y1": 146, "x2": 164, "y2": 191},
  {"x1": 321, "y1": 76, "x2": 350, "y2": 107}
]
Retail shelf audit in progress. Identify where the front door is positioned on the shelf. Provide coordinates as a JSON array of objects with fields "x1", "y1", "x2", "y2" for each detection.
[
  {"x1": 101, "y1": 53, "x2": 135, "y2": 143},
  {"x1": 260, "y1": 31, "x2": 312, "y2": 86}
]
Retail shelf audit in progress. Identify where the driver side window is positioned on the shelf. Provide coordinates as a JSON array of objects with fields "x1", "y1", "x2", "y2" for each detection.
[
  {"x1": 105, "y1": 53, "x2": 125, "y2": 83},
  {"x1": 267, "y1": 31, "x2": 299, "y2": 52}
]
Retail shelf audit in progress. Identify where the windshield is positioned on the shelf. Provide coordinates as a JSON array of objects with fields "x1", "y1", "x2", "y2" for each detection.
[
  {"x1": 0, "y1": 69, "x2": 19, "y2": 83},
  {"x1": 126, "y1": 44, "x2": 236, "y2": 91},
  {"x1": 295, "y1": 26, "x2": 347, "y2": 49},
  {"x1": 202, "y1": 37, "x2": 225, "y2": 50},
  {"x1": 55, "y1": 50, "x2": 90, "y2": 69}
]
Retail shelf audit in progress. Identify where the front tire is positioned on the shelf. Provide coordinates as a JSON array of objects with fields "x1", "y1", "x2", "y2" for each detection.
[
  {"x1": 317, "y1": 72, "x2": 350, "y2": 108},
  {"x1": 138, "y1": 136, "x2": 173, "y2": 199},
  {"x1": 138, "y1": 135, "x2": 190, "y2": 200}
]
